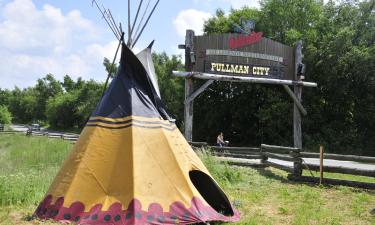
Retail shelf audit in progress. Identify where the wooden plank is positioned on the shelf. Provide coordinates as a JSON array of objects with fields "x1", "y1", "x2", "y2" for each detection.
[
  {"x1": 0, "y1": 131, "x2": 25, "y2": 134},
  {"x1": 48, "y1": 136, "x2": 62, "y2": 139},
  {"x1": 185, "y1": 80, "x2": 214, "y2": 104},
  {"x1": 288, "y1": 175, "x2": 375, "y2": 189},
  {"x1": 293, "y1": 40, "x2": 303, "y2": 150},
  {"x1": 62, "y1": 134, "x2": 79, "y2": 138},
  {"x1": 218, "y1": 159, "x2": 267, "y2": 168},
  {"x1": 63, "y1": 137, "x2": 78, "y2": 141},
  {"x1": 300, "y1": 152, "x2": 375, "y2": 164},
  {"x1": 261, "y1": 144, "x2": 300, "y2": 154},
  {"x1": 283, "y1": 85, "x2": 307, "y2": 116},
  {"x1": 263, "y1": 152, "x2": 302, "y2": 163},
  {"x1": 31, "y1": 131, "x2": 45, "y2": 135},
  {"x1": 211, "y1": 146, "x2": 261, "y2": 154},
  {"x1": 184, "y1": 29, "x2": 195, "y2": 142},
  {"x1": 189, "y1": 141, "x2": 208, "y2": 147},
  {"x1": 304, "y1": 164, "x2": 375, "y2": 177},
  {"x1": 213, "y1": 152, "x2": 263, "y2": 160},
  {"x1": 173, "y1": 71, "x2": 317, "y2": 87},
  {"x1": 215, "y1": 149, "x2": 262, "y2": 156}
]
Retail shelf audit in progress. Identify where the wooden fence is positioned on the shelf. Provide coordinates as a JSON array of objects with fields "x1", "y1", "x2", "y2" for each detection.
[
  {"x1": 190, "y1": 142, "x2": 375, "y2": 189},
  {"x1": 29, "y1": 131, "x2": 79, "y2": 143},
  {"x1": 1, "y1": 132, "x2": 374, "y2": 188},
  {"x1": 0, "y1": 130, "x2": 79, "y2": 143}
]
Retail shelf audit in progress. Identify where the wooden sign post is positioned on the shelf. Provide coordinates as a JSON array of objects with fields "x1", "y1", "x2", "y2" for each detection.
[
  {"x1": 294, "y1": 41, "x2": 303, "y2": 150},
  {"x1": 184, "y1": 30, "x2": 195, "y2": 141}
]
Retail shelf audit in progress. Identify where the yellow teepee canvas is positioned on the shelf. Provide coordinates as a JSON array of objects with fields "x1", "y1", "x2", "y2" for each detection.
[{"x1": 34, "y1": 43, "x2": 240, "y2": 225}]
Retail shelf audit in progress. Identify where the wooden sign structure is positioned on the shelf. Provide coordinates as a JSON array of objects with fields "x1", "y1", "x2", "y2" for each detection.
[{"x1": 173, "y1": 30, "x2": 317, "y2": 149}]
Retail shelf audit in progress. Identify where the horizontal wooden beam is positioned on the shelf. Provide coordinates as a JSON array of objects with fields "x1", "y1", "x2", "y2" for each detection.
[
  {"x1": 265, "y1": 161, "x2": 295, "y2": 173},
  {"x1": 261, "y1": 144, "x2": 300, "y2": 154},
  {"x1": 221, "y1": 159, "x2": 267, "y2": 168},
  {"x1": 173, "y1": 71, "x2": 318, "y2": 87},
  {"x1": 283, "y1": 85, "x2": 307, "y2": 116},
  {"x1": 300, "y1": 152, "x2": 375, "y2": 164},
  {"x1": 214, "y1": 152, "x2": 263, "y2": 160},
  {"x1": 288, "y1": 175, "x2": 375, "y2": 189},
  {"x1": 0, "y1": 131, "x2": 25, "y2": 134},
  {"x1": 211, "y1": 146, "x2": 261, "y2": 153},
  {"x1": 304, "y1": 164, "x2": 375, "y2": 177},
  {"x1": 189, "y1": 141, "x2": 208, "y2": 147},
  {"x1": 216, "y1": 150, "x2": 262, "y2": 156},
  {"x1": 263, "y1": 152, "x2": 302, "y2": 163},
  {"x1": 185, "y1": 80, "x2": 214, "y2": 104}
]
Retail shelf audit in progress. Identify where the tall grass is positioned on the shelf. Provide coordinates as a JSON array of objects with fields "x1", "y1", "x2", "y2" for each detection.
[
  {"x1": 0, "y1": 134, "x2": 71, "y2": 206},
  {"x1": 196, "y1": 148, "x2": 243, "y2": 186}
]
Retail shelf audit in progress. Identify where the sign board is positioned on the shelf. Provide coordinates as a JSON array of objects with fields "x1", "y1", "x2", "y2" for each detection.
[{"x1": 193, "y1": 32, "x2": 295, "y2": 80}]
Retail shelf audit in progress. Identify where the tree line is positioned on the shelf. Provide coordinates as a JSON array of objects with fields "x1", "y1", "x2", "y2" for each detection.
[
  {"x1": 0, "y1": 0, "x2": 374, "y2": 155},
  {"x1": 0, "y1": 53, "x2": 184, "y2": 131}
]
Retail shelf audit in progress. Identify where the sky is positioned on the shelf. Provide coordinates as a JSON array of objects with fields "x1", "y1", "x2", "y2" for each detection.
[{"x1": 0, "y1": 0, "x2": 260, "y2": 89}]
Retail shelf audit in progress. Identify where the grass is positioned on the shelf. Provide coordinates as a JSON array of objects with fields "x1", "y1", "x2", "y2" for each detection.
[
  {"x1": 197, "y1": 149, "x2": 375, "y2": 225},
  {"x1": 0, "y1": 135, "x2": 374, "y2": 225},
  {"x1": 0, "y1": 134, "x2": 71, "y2": 224}
]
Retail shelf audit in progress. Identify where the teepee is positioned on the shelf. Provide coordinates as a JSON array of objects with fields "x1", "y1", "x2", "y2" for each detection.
[
  {"x1": 34, "y1": 1, "x2": 240, "y2": 224},
  {"x1": 136, "y1": 41, "x2": 161, "y2": 98}
]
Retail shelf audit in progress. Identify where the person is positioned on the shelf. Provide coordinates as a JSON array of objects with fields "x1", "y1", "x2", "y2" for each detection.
[{"x1": 217, "y1": 132, "x2": 225, "y2": 147}]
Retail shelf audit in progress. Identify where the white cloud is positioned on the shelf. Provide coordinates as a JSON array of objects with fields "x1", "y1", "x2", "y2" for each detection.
[
  {"x1": 0, "y1": 0, "x2": 97, "y2": 53},
  {"x1": 173, "y1": 9, "x2": 211, "y2": 37},
  {"x1": 0, "y1": 0, "x2": 120, "y2": 89}
]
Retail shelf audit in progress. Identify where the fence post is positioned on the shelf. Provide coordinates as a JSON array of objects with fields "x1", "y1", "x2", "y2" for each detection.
[
  {"x1": 320, "y1": 146, "x2": 324, "y2": 185},
  {"x1": 260, "y1": 145, "x2": 268, "y2": 164},
  {"x1": 292, "y1": 148, "x2": 302, "y2": 176}
]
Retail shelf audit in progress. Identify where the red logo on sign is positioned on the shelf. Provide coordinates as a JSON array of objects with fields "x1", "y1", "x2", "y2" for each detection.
[{"x1": 229, "y1": 32, "x2": 263, "y2": 49}]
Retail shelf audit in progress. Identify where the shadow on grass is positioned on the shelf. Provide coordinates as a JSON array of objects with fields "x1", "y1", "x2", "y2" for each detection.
[
  {"x1": 253, "y1": 167, "x2": 320, "y2": 188},
  {"x1": 252, "y1": 167, "x2": 375, "y2": 193},
  {"x1": 256, "y1": 167, "x2": 375, "y2": 193},
  {"x1": 23, "y1": 214, "x2": 35, "y2": 222},
  {"x1": 254, "y1": 167, "x2": 290, "y2": 183}
]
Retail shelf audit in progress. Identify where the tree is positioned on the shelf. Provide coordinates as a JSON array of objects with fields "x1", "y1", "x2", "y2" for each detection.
[
  {"x1": 198, "y1": 0, "x2": 375, "y2": 155},
  {"x1": 75, "y1": 80, "x2": 104, "y2": 128},
  {"x1": 204, "y1": 8, "x2": 261, "y2": 34},
  {"x1": 0, "y1": 89, "x2": 11, "y2": 106},
  {"x1": 103, "y1": 57, "x2": 118, "y2": 78},
  {"x1": 153, "y1": 52, "x2": 185, "y2": 126},
  {"x1": 0, "y1": 105, "x2": 12, "y2": 124},
  {"x1": 35, "y1": 74, "x2": 63, "y2": 121},
  {"x1": 7, "y1": 87, "x2": 38, "y2": 123},
  {"x1": 45, "y1": 91, "x2": 80, "y2": 129}
]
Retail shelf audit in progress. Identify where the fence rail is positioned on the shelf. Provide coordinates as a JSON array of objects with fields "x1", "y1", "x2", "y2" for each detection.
[
  {"x1": 300, "y1": 152, "x2": 375, "y2": 164},
  {"x1": 2, "y1": 130, "x2": 375, "y2": 189},
  {"x1": 190, "y1": 142, "x2": 375, "y2": 189},
  {"x1": 0, "y1": 130, "x2": 25, "y2": 134},
  {"x1": 0, "y1": 130, "x2": 79, "y2": 143}
]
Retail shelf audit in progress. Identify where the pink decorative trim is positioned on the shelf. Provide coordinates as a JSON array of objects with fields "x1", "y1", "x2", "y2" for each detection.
[{"x1": 35, "y1": 195, "x2": 240, "y2": 224}]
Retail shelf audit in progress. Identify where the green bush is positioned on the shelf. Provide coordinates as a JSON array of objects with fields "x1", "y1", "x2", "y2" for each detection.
[{"x1": 0, "y1": 105, "x2": 12, "y2": 124}]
